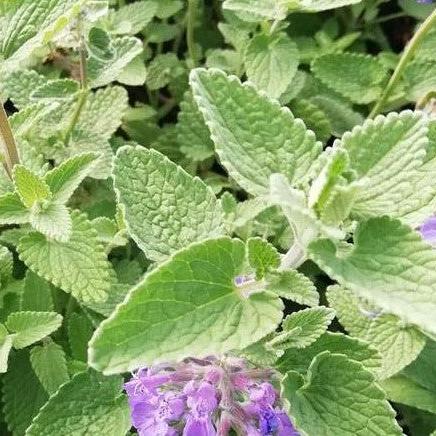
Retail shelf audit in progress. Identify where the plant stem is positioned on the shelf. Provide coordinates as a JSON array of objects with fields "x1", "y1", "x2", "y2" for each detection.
[
  {"x1": 157, "y1": 98, "x2": 177, "y2": 119},
  {"x1": 64, "y1": 17, "x2": 89, "y2": 146},
  {"x1": 372, "y1": 11, "x2": 407, "y2": 24},
  {"x1": 279, "y1": 243, "x2": 306, "y2": 271},
  {"x1": 417, "y1": 91, "x2": 436, "y2": 109},
  {"x1": 187, "y1": 0, "x2": 198, "y2": 67},
  {"x1": 64, "y1": 89, "x2": 88, "y2": 145},
  {"x1": 0, "y1": 102, "x2": 20, "y2": 179},
  {"x1": 369, "y1": 8, "x2": 436, "y2": 118}
]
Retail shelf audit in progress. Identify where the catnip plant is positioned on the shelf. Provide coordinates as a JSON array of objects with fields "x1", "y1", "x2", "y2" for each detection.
[{"x1": 0, "y1": 0, "x2": 436, "y2": 435}]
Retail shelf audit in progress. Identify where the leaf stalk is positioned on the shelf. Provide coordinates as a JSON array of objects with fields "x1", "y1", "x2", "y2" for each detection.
[
  {"x1": 0, "y1": 102, "x2": 20, "y2": 179},
  {"x1": 369, "y1": 8, "x2": 436, "y2": 118}
]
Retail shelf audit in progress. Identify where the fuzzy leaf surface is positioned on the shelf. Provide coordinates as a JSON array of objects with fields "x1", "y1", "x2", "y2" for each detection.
[
  {"x1": 282, "y1": 352, "x2": 402, "y2": 435},
  {"x1": 328, "y1": 286, "x2": 426, "y2": 379},
  {"x1": 310, "y1": 216, "x2": 436, "y2": 335},
  {"x1": 26, "y1": 370, "x2": 130, "y2": 436},
  {"x1": 244, "y1": 33, "x2": 299, "y2": 99},
  {"x1": 190, "y1": 68, "x2": 321, "y2": 195},
  {"x1": 113, "y1": 146, "x2": 224, "y2": 261},
  {"x1": 30, "y1": 340, "x2": 69, "y2": 395},
  {"x1": 339, "y1": 111, "x2": 429, "y2": 225},
  {"x1": 5, "y1": 311, "x2": 62, "y2": 349},
  {"x1": 312, "y1": 53, "x2": 387, "y2": 104},
  {"x1": 18, "y1": 211, "x2": 112, "y2": 303},
  {"x1": 89, "y1": 238, "x2": 283, "y2": 374},
  {"x1": 2, "y1": 350, "x2": 48, "y2": 436}
]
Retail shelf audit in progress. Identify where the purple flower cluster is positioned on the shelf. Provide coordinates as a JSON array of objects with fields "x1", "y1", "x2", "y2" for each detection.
[{"x1": 124, "y1": 357, "x2": 299, "y2": 436}]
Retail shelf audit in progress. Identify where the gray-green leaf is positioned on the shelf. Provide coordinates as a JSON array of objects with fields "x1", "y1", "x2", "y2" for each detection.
[
  {"x1": 89, "y1": 238, "x2": 283, "y2": 374},
  {"x1": 113, "y1": 146, "x2": 224, "y2": 261}
]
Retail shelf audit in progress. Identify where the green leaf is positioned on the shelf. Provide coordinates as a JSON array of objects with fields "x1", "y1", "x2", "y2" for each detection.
[
  {"x1": 68, "y1": 312, "x2": 94, "y2": 362},
  {"x1": 269, "y1": 307, "x2": 335, "y2": 349},
  {"x1": 146, "y1": 53, "x2": 185, "y2": 90},
  {"x1": 2, "y1": 70, "x2": 48, "y2": 109},
  {"x1": 84, "y1": 281, "x2": 131, "y2": 318},
  {"x1": 281, "y1": 352, "x2": 402, "y2": 436},
  {"x1": 403, "y1": 340, "x2": 436, "y2": 393},
  {"x1": 290, "y1": 98, "x2": 332, "y2": 143},
  {"x1": 88, "y1": 35, "x2": 143, "y2": 88},
  {"x1": 30, "y1": 339, "x2": 69, "y2": 395},
  {"x1": 319, "y1": 181, "x2": 362, "y2": 226},
  {"x1": 67, "y1": 131, "x2": 113, "y2": 180},
  {"x1": 0, "y1": 192, "x2": 31, "y2": 225},
  {"x1": 2, "y1": 350, "x2": 48, "y2": 436},
  {"x1": 177, "y1": 91, "x2": 215, "y2": 162},
  {"x1": 18, "y1": 211, "x2": 113, "y2": 304},
  {"x1": 108, "y1": 0, "x2": 158, "y2": 35},
  {"x1": 244, "y1": 32, "x2": 299, "y2": 99},
  {"x1": 89, "y1": 238, "x2": 283, "y2": 374},
  {"x1": 328, "y1": 286, "x2": 426, "y2": 379},
  {"x1": 29, "y1": 202, "x2": 72, "y2": 243},
  {"x1": 309, "y1": 94, "x2": 364, "y2": 137},
  {"x1": 0, "y1": 246, "x2": 13, "y2": 287},
  {"x1": 113, "y1": 146, "x2": 224, "y2": 262},
  {"x1": 190, "y1": 68, "x2": 321, "y2": 195},
  {"x1": 77, "y1": 87, "x2": 128, "y2": 140},
  {"x1": 21, "y1": 271, "x2": 54, "y2": 312},
  {"x1": 308, "y1": 146, "x2": 349, "y2": 212},
  {"x1": 247, "y1": 238, "x2": 280, "y2": 280},
  {"x1": 145, "y1": 22, "x2": 179, "y2": 43},
  {"x1": 309, "y1": 216, "x2": 436, "y2": 336},
  {"x1": 91, "y1": 217, "x2": 128, "y2": 251},
  {"x1": 312, "y1": 53, "x2": 387, "y2": 104},
  {"x1": 31, "y1": 79, "x2": 80, "y2": 101},
  {"x1": 26, "y1": 369, "x2": 130, "y2": 436},
  {"x1": 295, "y1": 0, "x2": 363, "y2": 12},
  {"x1": 1, "y1": 0, "x2": 84, "y2": 70},
  {"x1": 13, "y1": 165, "x2": 51, "y2": 208},
  {"x1": 117, "y1": 55, "x2": 147, "y2": 86},
  {"x1": 44, "y1": 153, "x2": 99, "y2": 204},
  {"x1": 269, "y1": 174, "x2": 344, "y2": 258},
  {"x1": 339, "y1": 111, "x2": 429, "y2": 225},
  {"x1": 266, "y1": 270, "x2": 319, "y2": 306},
  {"x1": 6, "y1": 311, "x2": 62, "y2": 349},
  {"x1": 276, "y1": 331, "x2": 382, "y2": 375},
  {"x1": 417, "y1": 29, "x2": 436, "y2": 62},
  {"x1": 381, "y1": 375, "x2": 436, "y2": 415},
  {"x1": 0, "y1": 324, "x2": 13, "y2": 373},
  {"x1": 155, "y1": 0, "x2": 183, "y2": 18},
  {"x1": 404, "y1": 60, "x2": 436, "y2": 101},
  {"x1": 223, "y1": 0, "x2": 289, "y2": 22},
  {"x1": 240, "y1": 335, "x2": 282, "y2": 367},
  {"x1": 206, "y1": 49, "x2": 243, "y2": 75}
]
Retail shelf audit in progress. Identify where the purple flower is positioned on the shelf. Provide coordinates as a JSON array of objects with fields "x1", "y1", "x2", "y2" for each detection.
[
  {"x1": 244, "y1": 383, "x2": 299, "y2": 436},
  {"x1": 130, "y1": 391, "x2": 185, "y2": 435},
  {"x1": 420, "y1": 216, "x2": 436, "y2": 246},
  {"x1": 124, "y1": 357, "x2": 299, "y2": 436},
  {"x1": 183, "y1": 381, "x2": 218, "y2": 436},
  {"x1": 276, "y1": 412, "x2": 300, "y2": 436},
  {"x1": 417, "y1": 0, "x2": 433, "y2": 3}
]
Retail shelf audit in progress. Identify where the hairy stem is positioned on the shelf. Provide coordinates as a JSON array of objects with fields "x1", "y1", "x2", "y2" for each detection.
[
  {"x1": 64, "y1": 89, "x2": 88, "y2": 145},
  {"x1": 372, "y1": 11, "x2": 407, "y2": 24},
  {"x1": 64, "y1": 17, "x2": 89, "y2": 146},
  {"x1": 187, "y1": 0, "x2": 198, "y2": 66},
  {"x1": 0, "y1": 102, "x2": 20, "y2": 179},
  {"x1": 279, "y1": 242, "x2": 306, "y2": 271},
  {"x1": 369, "y1": 8, "x2": 436, "y2": 118}
]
